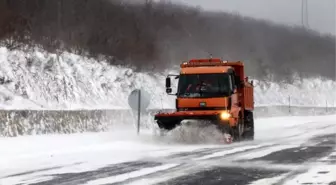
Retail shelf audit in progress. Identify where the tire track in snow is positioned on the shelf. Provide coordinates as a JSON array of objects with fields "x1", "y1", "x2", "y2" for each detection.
[
  {"x1": 122, "y1": 133, "x2": 336, "y2": 185},
  {"x1": 158, "y1": 167, "x2": 287, "y2": 185},
  {"x1": 84, "y1": 163, "x2": 180, "y2": 185},
  {"x1": 251, "y1": 145, "x2": 334, "y2": 164},
  {"x1": 5, "y1": 120, "x2": 335, "y2": 185},
  {"x1": 27, "y1": 161, "x2": 162, "y2": 185},
  {"x1": 117, "y1": 144, "x2": 295, "y2": 185},
  {"x1": 192, "y1": 144, "x2": 275, "y2": 160},
  {"x1": 254, "y1": 134, "x2": 335, "y2": 185}
]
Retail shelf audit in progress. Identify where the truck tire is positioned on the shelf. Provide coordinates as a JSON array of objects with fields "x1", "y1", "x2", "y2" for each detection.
[
  {"x1": 216, "y1": 121, "x2": 239, "y2": 143},
  {"x1": 232, "y1": 115, "x2": 244, "y2": 142},
  {"x1": 243, "y1": 111, "x2": 254, "y2": 140}
]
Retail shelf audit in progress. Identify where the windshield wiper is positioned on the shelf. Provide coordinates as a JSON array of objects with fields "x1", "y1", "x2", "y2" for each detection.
[{"x1": 182, "y1": 93, "x2": 191, "y2": 97}]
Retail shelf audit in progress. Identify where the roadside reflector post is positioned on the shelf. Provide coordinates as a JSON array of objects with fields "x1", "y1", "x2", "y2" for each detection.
[
  {"x1": 288, "y1": 96, "x2": 291, "y2": 114},
  {"x1": 137, "y1": 89, "x2": 141, "y2": 135}
]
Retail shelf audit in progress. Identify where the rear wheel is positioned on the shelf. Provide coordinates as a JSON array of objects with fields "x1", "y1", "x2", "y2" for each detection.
[{"x1": 242, "y1": 111, "x2": 254, "y2": 140}]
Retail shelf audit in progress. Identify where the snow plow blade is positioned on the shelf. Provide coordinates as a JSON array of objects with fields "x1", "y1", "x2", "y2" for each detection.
[{"x1": 154, "y1": 110, "x2": 236, "y2": 131}]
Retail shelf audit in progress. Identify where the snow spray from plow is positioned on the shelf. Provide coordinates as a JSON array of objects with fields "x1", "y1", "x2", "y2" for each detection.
[{"x1": 126, "y1": 88, "x2": 230, "y2": 144}]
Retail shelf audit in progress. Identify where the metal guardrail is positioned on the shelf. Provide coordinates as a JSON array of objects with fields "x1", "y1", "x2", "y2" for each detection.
[{"x1": 0, "y1": 106, "x2": 335, "y2": 137}]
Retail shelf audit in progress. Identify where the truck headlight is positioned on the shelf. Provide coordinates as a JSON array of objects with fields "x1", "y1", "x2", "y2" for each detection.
[{"x1": 220, "y1": 112, "x2": 231, "y2": 120}]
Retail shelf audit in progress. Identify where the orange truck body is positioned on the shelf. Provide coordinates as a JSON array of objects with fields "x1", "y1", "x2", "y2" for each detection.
[{"x1": 154, "y1": 58, "x2": 255, "y2": 140}]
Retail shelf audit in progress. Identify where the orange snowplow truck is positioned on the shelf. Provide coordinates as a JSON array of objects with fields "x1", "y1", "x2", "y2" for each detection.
[{"x1": 154, "y1": 58, "x2": 255, "y2": 141}]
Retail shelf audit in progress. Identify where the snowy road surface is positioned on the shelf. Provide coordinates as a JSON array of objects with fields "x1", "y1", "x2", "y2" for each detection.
[{"x1": 0, "y1": 115, "x2": 335, "y2": 185}]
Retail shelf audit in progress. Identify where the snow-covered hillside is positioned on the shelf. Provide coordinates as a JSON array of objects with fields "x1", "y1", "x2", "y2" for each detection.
[{"x1": 0, "y1": 46, "x2": 335, "y2": 110}]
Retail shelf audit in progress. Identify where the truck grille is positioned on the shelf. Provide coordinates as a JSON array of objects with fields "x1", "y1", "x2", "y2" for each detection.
[{"x1": 178, "y1": 107, "x2": 227, "y2": 111}]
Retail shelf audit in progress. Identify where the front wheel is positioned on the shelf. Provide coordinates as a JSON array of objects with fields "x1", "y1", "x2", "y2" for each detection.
[
  {"x1": 231, "y1": 117, "x2": 244, "y2": 142},
  {"x1": 216, "y1": 120, "x2": 243, "y2": 143}
]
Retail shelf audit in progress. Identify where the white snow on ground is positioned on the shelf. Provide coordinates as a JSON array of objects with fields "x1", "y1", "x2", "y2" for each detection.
[
  {"x1": 0, "y1": 127, "x2": 222, "y2": 184},
  {"x1": 254, "y1": 114, "x2": 336, "y2": 143},
  {"x1": 283, "y1": 165, "x2": 336, "y2": 185},
  {"x1": 228, "y1": 145, "x2": 295, "y2": 160},
  {"x1": 0, "y1": 115, "x2": 335, "y2": 185},
  {"x1": 194, "y1": 144, "x2": 269, "y2": 160},
  {"x1": 0, "y1": 46, "x2": 335, "y2": 110},
  {"x1": 249, "y1": 174, "x2": 290, "y2": 185},
  {"x1": 83, "y1": 164, "x2": 179, "y2": 185},
  {"x1": 319, "y1": 150, "x2": 336, "y2": 162}
]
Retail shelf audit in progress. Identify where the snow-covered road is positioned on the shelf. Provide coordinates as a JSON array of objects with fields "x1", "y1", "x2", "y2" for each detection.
[{"x1": 0, "y1": 115, "x2": 335, "y2": 185}]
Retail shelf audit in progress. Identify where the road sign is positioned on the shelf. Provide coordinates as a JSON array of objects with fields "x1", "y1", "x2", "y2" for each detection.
[
  {"x1": 128, "y1": 88, "x2": 151, "y2": 135},
  {"x1": 128, "y1": 88, "x2": 150, "y2": 112}
]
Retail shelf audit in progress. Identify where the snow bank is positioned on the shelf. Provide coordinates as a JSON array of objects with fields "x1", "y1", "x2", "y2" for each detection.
[
  {"x1": 0, "y1": 46, "x2": 335, "y2": 110},
  {"x1": 0, "y1": 47, "x2": 173, "y2": 110}
]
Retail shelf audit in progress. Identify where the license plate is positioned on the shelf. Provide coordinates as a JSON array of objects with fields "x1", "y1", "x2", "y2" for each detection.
[{"x1": 200, "y1": 102, "x2": 206, "y2": 107}]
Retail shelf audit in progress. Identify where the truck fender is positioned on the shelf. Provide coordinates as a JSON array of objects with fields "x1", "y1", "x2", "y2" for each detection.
[{"x1": 230, "y1": 107, "x2": 241, "y2": 120}]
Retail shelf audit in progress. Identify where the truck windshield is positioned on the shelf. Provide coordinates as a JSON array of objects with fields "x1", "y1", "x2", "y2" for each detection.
[{"x1": 177, "y1": 73, "x2": 232, "y2": 98}]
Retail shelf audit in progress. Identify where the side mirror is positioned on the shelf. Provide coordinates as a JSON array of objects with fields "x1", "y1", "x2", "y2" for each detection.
[
  {"x1": 166, "y1": 77, "x2": 171, "y2": 88},
  {"x1": 166, "y1": 88, "x2": 172, "y2": 94},
  {"x1": 166, "y1": 77, "x2": 172, "y2": 94}
]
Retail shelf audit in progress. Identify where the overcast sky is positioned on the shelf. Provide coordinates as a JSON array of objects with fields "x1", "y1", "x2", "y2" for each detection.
[{"x1": 172, "y1": 0, "x2": 336, "y2": 36}]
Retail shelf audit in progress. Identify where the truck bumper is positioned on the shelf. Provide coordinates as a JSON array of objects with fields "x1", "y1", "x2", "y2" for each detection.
[{"x1": 154, "y1": 110, "x2": 237, "y2": 127}]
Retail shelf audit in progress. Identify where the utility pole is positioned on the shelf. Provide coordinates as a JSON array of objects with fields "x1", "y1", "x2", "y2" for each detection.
[
  {"x1": 288, "y1": 96, "x2": 291, "y2": 114},
  {"x1": 137, "y1": 89, "x2": 141, "y2": 135},
  {"x1": 302, "y1": 0, "x2": 309, "y2": 28}
]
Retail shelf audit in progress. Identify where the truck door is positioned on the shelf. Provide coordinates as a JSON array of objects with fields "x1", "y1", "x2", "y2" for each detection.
[{"x1": 229, "y1": 71, "x2": 240, "y2": 118}]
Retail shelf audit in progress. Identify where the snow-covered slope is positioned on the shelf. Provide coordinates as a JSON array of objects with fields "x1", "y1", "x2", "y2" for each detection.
[
  {"x1": 0, "y1": 47, "x2": 172, "y2": 110},
  {"x1": 0, "y1": 46, "x2": 335, "y2": 110}
]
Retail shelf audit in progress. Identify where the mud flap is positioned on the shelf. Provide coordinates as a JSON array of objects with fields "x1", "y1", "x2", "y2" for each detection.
[
  {"x1": 220, "y1": 133, "x2": 233, "y2": 144},
  {"x1": 216, "y1": 122, "x2": 233, "y2": 144}
]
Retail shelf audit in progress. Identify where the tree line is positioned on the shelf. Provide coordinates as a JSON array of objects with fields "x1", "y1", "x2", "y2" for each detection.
[{"x1": 0, "y1": 0, "x2": 334, "y2": 80}]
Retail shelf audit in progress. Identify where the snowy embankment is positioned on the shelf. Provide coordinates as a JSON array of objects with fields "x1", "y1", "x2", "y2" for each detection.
[
  {"x1": 0, "y1": 46, "x2": 335, "y2": 110},
  {"x1": 0, "y1": 46, "x2": 335, "y2": 137}
]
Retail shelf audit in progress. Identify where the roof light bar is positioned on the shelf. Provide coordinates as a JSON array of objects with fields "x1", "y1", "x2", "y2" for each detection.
[{"x1": 180, "y1": 59, "x2": 243, "y2": 68}]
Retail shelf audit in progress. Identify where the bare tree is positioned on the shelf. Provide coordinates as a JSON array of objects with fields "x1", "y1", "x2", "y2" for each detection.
[{"x1": 0, "y1": 0, "x2": 334, "y2": 81}]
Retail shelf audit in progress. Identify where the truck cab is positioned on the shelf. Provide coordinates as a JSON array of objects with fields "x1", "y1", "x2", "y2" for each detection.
[{"x1": 154, "y1": 58, "x2": 254, "y2": 141}]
